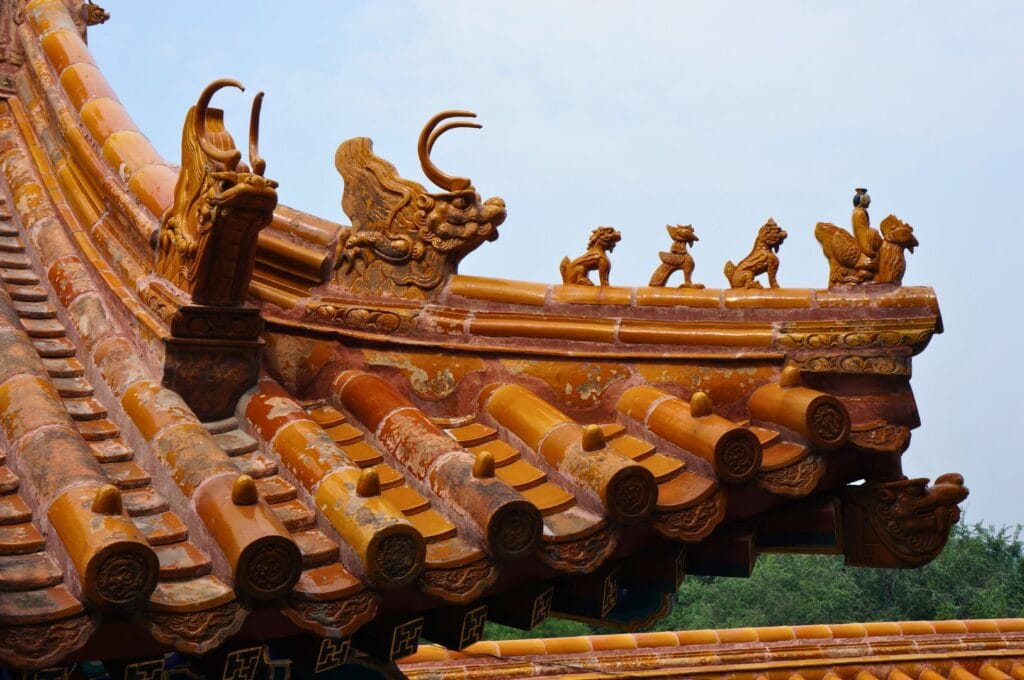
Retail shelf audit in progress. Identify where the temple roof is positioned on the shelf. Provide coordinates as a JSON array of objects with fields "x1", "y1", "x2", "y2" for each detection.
[{"x1": 0, "y1": 0, "x2": 968, "y2": 674}]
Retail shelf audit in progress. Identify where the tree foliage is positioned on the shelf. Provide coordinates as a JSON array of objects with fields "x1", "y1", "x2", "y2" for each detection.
[{"x1": 485, "y1": 522, "x2": 1024, "y2": 640}]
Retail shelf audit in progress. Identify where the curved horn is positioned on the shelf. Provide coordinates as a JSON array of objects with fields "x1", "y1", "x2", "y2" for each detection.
[
  {"x1": 417, "y1": 110, "x2": 479, "y2": 191},
  {"x1": 248, "y1": 91, "x2": 266, "y2": 176},
  {"x1": 194, "y1": 78, "x2": 244, "y2": 170}
]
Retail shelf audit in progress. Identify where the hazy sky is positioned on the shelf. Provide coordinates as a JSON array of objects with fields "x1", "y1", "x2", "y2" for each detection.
[{"x1": 91, "y1": 1, "x2": 1024, "y2": 527}]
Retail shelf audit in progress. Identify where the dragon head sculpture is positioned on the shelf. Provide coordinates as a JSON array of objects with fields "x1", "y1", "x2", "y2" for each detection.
[
  {"x1": 666, "y1": 223, "x2": 698, "y2": 247},
  {"x1": 843, "y1": 473, "x2": 968, "y2": 568},
  {"x1": 333, "y1": 110, "x2": 507, "y2": 299},
  {"x1": 155, "y1": 79, "x2": 278, "y2": 306}
]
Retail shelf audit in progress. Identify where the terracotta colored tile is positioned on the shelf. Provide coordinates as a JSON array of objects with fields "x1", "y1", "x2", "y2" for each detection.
[
  {"x1": 632, "y1": 631, "x2": 680, "y2": 648},
  {"x1": 213, "y1": 428, "x2": 258, "y2": 456},
  {"x1": 20, "y1": 317, "x2": 65, "y2": 339},
  {"x1": 0, "y1": 493, "x2": 31, "y2": 525},
  {"x1": 520, "y1": 482, "x2": 575, "y2": 516},
  {"x1": 640, "y1": 452, "x2": 685, "y2": 483},
  {"x1": 64, "y1": 396, "x2": 107, "y2": 420},
  {"x1": 470, "y1": 314, "x2": 616, "y2": 344},
  {"x1": 76, "y1": 417, "x2": 120, "y2": 441},
  {"x1": 636, "y1": 287, "x2": 722, "y2": 308},
  {"x1": 0, "y1": 268, "x2": 38, "y2": 284},
  {"x1": 792, "y1": 624, "x2": 833, "y2": 639},
  {"x1": 147, "y1": 575, "x2": 235, "y2": 613},
  {"x1": 373, "y1": 464, "x2": 404, "y2": 490},
  {"x1": 101, "y1": 130, "x2": 163, "y2": 176},
  {"x1": 0, "y1": 584, "x2": 83, "y2": 624},
  {"x1": 467, "y1": 440, "x2": 520, "y2": 467},
  {"x1": 41, "y1": 356, "x2": 83, "y2": 376},
  {"x1": 339, "y1": 440, "x2": 384, "y2": 467},
  {"x1": 407, "y1": 508, "x2": 457, "y2": 542},
  {"x1": 589, "y1": 633, "x2": 639, "y2": 651},
  {"x1": 153, "y1": 541, "x2": 212, "y2": 579},
  {"x1": 0, "y1": 552, "x2": 63, "y2": 591},
  {"x1": 492, "y1": 639, "x2": 548, "y2": 657},
  {"x1": 449, "y1": 275, "x2": 548, "y2": 306},
  {"x1": 52, "y1": 375, "x2": 92, "y2": 397},
  {"x1": 382, "y1": 485, "x2": 430, "y2": 515},
  {"x1": 717, "y1": 627, "x2": 759, "y2": 643},
  {"x1": 292, "y1": 562, "x2": 364, "y2": 601},
  {"x1": 723, "y1": 288, "x2": 813, "y2": 308},
  {"x1": 0, "y1": 522, "x2": 45, "y2": 555},
  {"x1": 307, "y1": 404, "x2": 345, "y2": 428},
  {"x1": 32, "y1": 336, "x2": 76, "y2": 358},
  {"x1": 255, "y1": 475, "x2": 297, "y2": 504},
  {"x1": 607, "y1": 434, "x2": 656, "y2": 460},
  {"x1": 59, "y1": 63, "x2": 116, "y2": 111},
  {"x1": 0, "y1": 235, "x2": 23, "y2": 252},
  {"x1": 9, "y1": 284, "x2": 48, "y2": 302},
  {"x1": 270, "y1": 499, "x2": 316, "y2": 531},
  {"x1": 675, "y1": 629, "x2": 719, "y2": 646},
  {"x1": 90, "y1": 438, "x2": 133, "y2": 462},
  {"x1": 897, "y1": 621, "x2": 936, "y2": 635},
  {"x1": 122, "y1": 488, "x2": 170, "y2": 517},
  {"x1": 292, "y1": 529, "x2": 339, "y2": 568},
  {"x1": 862, "y1": 621, "x2": 903, "y2": 636},
  {"x1": 100, "y1": 461, "x2": 150, "y2": 489},
  {"x1": 931, "y1": 620, "x2": 968, "y2": 634},
  {"x1": 0, "y1": 466, "x2": 18, "y2": 493},
  {"x1": 963, "y1": 619, "x2": 1001, "y2": 633},
  {"x1": 230, "y1": 451, "x2": 278, "y2": 478},
  {"x1": 552, "y1": 284, "x2": 632, "y2": 306},
  {"x1": 127, "y1": 164, "x2": 177, "y2": 218},
  {"x1": 79, "y1": 97, "x2": 140, "y2": 145},
  {"x1": 326, "y1": 422, "x2": 363, "y2": 445},
  {"x1": 995, "y1": 618, "x2": 1024, "y2": 633},
  {"x1": 132, "y1": 511, "x2": 187, "y2": 545},
  {"x1": 753, "y1": 626, "x2": 796, "y2": 642},
  {"x1": 541, "y1": 636, "x2": 593, "y2": 655},
  {"x1": 447, "y1": 423, "x2": 497, "y2": 447},
  {"x1": 761, "y1": 442, "x2": 807, "y2": 471},
  {"x1": 816, "y1": 291, "x2": 874, "y2": 309},
  {"x1": 0, "y1": 251, "x2": 30, "y2": 269},
  {"x1": 495, "y1": 459, "x2": 547, "y2": 490},
  {"x1": 830, "y1": 622, "x2": 868, "y2": 638},
  {"x1": 619, "y1": 320, "x2": 774, "y2": 347}
]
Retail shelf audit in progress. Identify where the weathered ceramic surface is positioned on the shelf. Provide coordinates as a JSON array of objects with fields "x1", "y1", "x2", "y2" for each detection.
[{"x1": 0, "y1": 0, "x2": 966, "y2": 671}]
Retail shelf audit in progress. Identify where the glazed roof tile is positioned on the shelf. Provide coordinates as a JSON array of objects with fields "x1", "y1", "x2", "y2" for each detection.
[{"x1": 0, "y1": 0, "x2": 967, "y2": 671}]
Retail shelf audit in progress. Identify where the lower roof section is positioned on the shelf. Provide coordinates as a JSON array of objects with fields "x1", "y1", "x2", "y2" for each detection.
[{"x1": 399, "y1": 618, "x2": 1024, "y2": 680}]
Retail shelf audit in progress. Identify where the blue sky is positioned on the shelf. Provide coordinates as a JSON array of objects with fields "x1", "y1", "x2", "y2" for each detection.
[{"x1": 91, "y1": 1, "x2": 1024, "y2": 527}]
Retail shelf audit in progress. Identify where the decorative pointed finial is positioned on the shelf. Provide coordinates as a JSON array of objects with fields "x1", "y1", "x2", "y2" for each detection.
[
  {"x1": 232, "y1": 474, "x2": 259, "y2": 505},
  {"x1": 780, "y1": 365, "x2": 802, "y2": 388},
  {"x1": 472, "y1": 450, "x2": 496, "y2": 478},
  {"x1": 560, "y1": 226, "x2": 622, "y2": 286},
  {"x1": 581, "y1": 424, "x2": 606, "y2": 451},
  {"x1": 690, "y1": 391, "x2": 713, "y2": 417},
  {"x1": 356, "y1": 468, "x2": 381, "y2": 497},
  {"x1": 91, "y1": 484, "x2": 123, "y2": 515}
]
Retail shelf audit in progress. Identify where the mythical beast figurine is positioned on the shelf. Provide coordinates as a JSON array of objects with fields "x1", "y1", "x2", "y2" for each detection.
[
  {"x1": 723, "y1": 218, "x2": 787, "y2": 289},
  {"x1": 815, "y1": 188, "x2": 919, "y2": 287},
  {"x1": 560, "y1": 226, "x2": 622, "y2": 286},
  {"x1": 333, "y1": 110, "x2": 507, "y2": 299},
  {"x1": 156, "y1": 79, "x2": 278, "y2": 306},
  {"x1": 648, "y1": 224, "x2": 703, "y2": 288}
]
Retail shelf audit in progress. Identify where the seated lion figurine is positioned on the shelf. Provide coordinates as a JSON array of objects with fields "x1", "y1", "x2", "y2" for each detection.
[
  {"x1": 723, "y1": 218, "x2": 787, "y2": 289},
  {"x1": 560, "y1": 226, "x2": 622, "y2": 286}
]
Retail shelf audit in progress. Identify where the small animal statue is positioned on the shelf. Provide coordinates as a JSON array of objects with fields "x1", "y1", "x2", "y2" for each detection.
[
  {"x1": 648, "y1": 224, "x2": 704, "y2": 288},
  {"x1": 875, "y1": 215, "x2": 918, "y2": 285},
  {"x1": 723, "y1": 218, "x2": 787, "y2": 289},
  {"x1": 815, "y1": 189, "x2": 917, "y2": 287},
  {"x1": 560, "y1": 226, "x2": 622, "y2": 286},
  {"x1": 334, "y1": 110, "x2": 507, "y2": 299}
]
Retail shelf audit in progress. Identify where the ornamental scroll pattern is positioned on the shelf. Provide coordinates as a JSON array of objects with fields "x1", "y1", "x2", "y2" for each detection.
[
  {"x1": 793, "y1": 355, "x2": 910, "y2": 376},
  {"x1": 654, "y1": 490, "x2": 727, "y2": 542},
  {"x1": 418, "y1": 560, "x2": 498, "y2": 603},
  {"x1": 779, "y1": 326, "x2": 934, "y2": 350},
  {"x1": 537, "y1": 525, "x2": 619, "y2": 574},
  {"x1": 755, "y1": 456, "x2": 825, "y2": 497},
  {"x1": 304, "y1": 303, "x2": 405, "y2": 334},
  {"x1": 286, "y1": 591, "x2": 378, "y2": 636},
  {"x1": 0, "y1": 615, "x2": 96, "y2": 670},
  {"x1": 142, "y1": 601, "x2": 248, "y2": 655}
]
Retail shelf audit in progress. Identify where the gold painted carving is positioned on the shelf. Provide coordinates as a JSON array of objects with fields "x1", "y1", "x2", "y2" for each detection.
[
  {"x1": 560, "y1": 226, "x2": 622, "y2": 286},
  {"x1": 304, "y1": 303, "x2": 403, "y2": 334},
  {"x1": 286, "y1": 591, "x2": 378, "y2": 636},
  {"x1": 842, "y1": 473, "x2": 968, "y2": 568},
  {"x1": 418, "y1": 560, "x2": 498, "y2": 603},
  {"x1": 778, "y1": 319, "x2": 934, "y2": 351},
  {"x1": 815, "y1": 188, "x2": 918, "y2": 287},
  {"x1": 537, "y1": 527, "x2": 619, "y2": 573},
  {"x1": 155, "y1": 80, "x2": 278, "y2": 306},
  {"x1": 849, "y1": 421, "x2": 912, "y2": 454},
  {"x1": 655, "y1": 490, "x2": 726, "y2": 542},
  {"x1": 649, "y1": 224, "x2": 704, "y2": 288},
  {"x1": 793, "y1": 354, "x2": 910, "y2": 376},
  {"x1": 333, "y1": 111, "x2": 507, "y2": 299},
  {"x1": 755, "y1": 456, "x2": 824, "y2": 497},
  {"x1": 724, "y1": 218, "x2": 787, "y2": 288}
]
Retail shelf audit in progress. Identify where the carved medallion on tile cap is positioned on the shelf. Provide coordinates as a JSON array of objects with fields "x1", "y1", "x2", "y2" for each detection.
[
  {"x1": 486, "y1": 499, "x2": 542, "y2": 561},
  {"x1": 606, "y1": 465, "x2": 657, "y2": 523},
  {"x1": 92, "y1": 543, "x2": 159, "y2": 609},
  {"x1": 155, "y1": 79, "x2": 278, "y2": 306},
  {"x1": 842, "y1": 473, "x2": 968, "y2": 568},
  {"x1": 235, "y1": 535, "x2": 302, "y2": 600},
  {"x1": 369, "y1": 528, "x2": 424, "y2": 589},
  {"x1": 333, "y1": 111, "x2": 507, "y2": 299}
]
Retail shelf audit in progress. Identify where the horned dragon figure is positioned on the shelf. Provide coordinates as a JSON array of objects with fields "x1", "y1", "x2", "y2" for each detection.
[
  {"x1": 333, "y1": 110, "x2": 507, "y2": 299},
  {"x1": 815, "y1": 188, "x2": 919, "y2": 287},
  {"x1": 155, "y1": 79, "x2": 278, "y2": 306}
]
